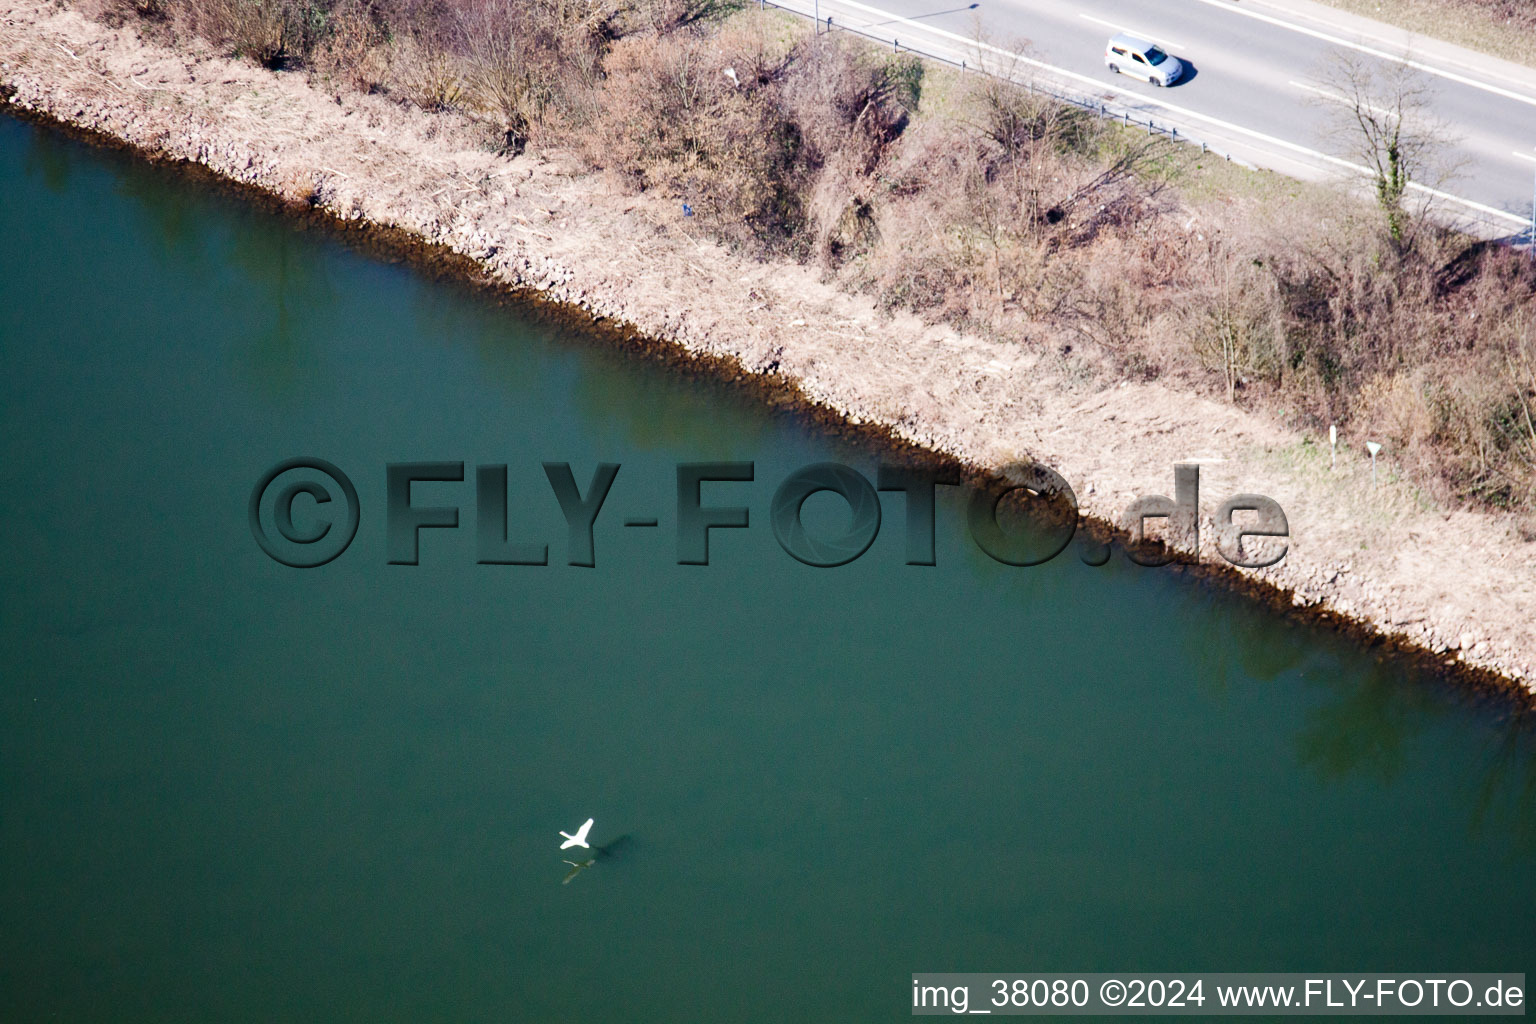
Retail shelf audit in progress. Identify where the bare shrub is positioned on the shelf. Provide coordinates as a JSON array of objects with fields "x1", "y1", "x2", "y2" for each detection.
[
  {"x1": 1247, "y1": 191, "x2": 1536, "y2": 506},
  {"x1": 1180, "y1": 244, "x2": 1285, "y2": 400},
  {"x1": 585, "y1": 27, "x2": 806, "y2": 250},
  {"x1": 852, "y1": 120, "x2": 996, "y2": 322},
  {"x1": 449, "y1": 0, "x2": 555, "y2": 153},
  {"x1": 843, "y1": 57, "x2": 1180, "y2": 354},
  {"x1": 369, "y1": 0, "x2": 621, "y2": 147},
  {"x1": 780, "y1": 37, "x2": 921, "y2": 263},
  {"x1": 1423, "y1": 286, "x2": 1536, "y2": 506},
  {"x1": 309, "y1": 0, "x2": 389, "y2": 91},
  {"x1": 962, "y1": 56, "x2": 1105, "y2": 239},
  {"x1": 167, "y1": 0, "x2": 330, "y2": 67},
  {"x1": 387, "y1": 35, "x2": 467, "y2": 110}
]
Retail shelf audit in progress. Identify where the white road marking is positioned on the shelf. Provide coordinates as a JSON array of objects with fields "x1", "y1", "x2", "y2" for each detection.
[
  {"x1": 1290, "y1": 79, "x2": 1392, "y2": 119},
  {"x1": 1247, "y1": 0, "x2": 1536, "y2": 91},
  {"x1": 1514, "y1": 151, "x2": 1536, "y2": 165},
  {"x1": 812, "y1": 0, "x2": 1532, "y2": 227},
  {"x1": 1078, "y1": 14, "x2": 1184, "y2": 51},
  {"x1": 1188, "y1": 0, "x2": 1536, "y2": 109},
  {"x1": 1406, "y1": 180, "x2": 1530, "y2": 227}
]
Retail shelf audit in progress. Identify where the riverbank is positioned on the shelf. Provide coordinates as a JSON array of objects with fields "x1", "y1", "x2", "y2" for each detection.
[{"x1": 3, "y1": 0, "x2": 1533, "y2": 704}]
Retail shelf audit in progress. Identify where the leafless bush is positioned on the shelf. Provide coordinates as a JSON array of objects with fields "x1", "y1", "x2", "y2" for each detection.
[
  {"x1": 841, "y1": 57, "x2": 1180, "y2": 351},
  {"x1": 162, "y1": 0, "x2": 329, "y2": 67},
  {"x1": 1441, "y1": 0, "x2": 1536, "y2": 30},
  {"x1": 582, "y1": 25, "x2": 921, "y2": 255},
  {"x1": 780, "y1": 37, "x2": 920, "y2": 262},
  {"x1": 309, "y1": 0, "x2": 389, "y2": 90},
  {"x1": 1182, "y1": 244, "x2": 1285, "y2": 401},
  {"x1": 385, "y1": 35, "x2": 464, "y2": 109},
  {"x1": 1350, "y1": 252, "x2": 1536, "y2": 506},
  {"x1": 585, "y1": 27, "x2": 806, "y2": 249},
  {"x1": 447, "y1": 0, "x2": 552, "y2": 152}
]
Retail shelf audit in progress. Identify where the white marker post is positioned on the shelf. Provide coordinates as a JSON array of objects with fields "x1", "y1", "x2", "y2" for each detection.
[
  {"x1": 1366, "y1": 441, "x2": 1382, "y2": 486},
  {"x1": 1329, "y1": 425, "x2": 1337, "y2": 470}
]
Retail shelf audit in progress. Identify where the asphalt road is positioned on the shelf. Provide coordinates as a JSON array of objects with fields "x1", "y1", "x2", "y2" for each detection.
[{"x1": 777, "y1": 0, "x2": 1536, "y2": 237}]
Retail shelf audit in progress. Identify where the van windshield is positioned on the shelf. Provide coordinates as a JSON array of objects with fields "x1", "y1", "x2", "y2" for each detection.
[{"x1": 1145, "y1": 46, "x2": 1168, "y2": 65}]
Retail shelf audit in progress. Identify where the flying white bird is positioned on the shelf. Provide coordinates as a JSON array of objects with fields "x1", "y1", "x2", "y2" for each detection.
[{"x1": 559, "y1": 818, "x2": 594, "y2": 850}]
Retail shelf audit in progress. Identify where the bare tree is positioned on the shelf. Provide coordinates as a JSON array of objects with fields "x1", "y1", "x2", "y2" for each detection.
[
  {"x1": 1196, "y1": 240, "x2": 1283, "y2": 402},
  {"x1": 452, "y1": 0, "x2": 624, "y2": 153},
  {"x1": 1315, "y1": 49, "x2": 1460, "y2": 249},
  {"x1": 962, "y1": 36, "x2": 1171, "y2": 269}
]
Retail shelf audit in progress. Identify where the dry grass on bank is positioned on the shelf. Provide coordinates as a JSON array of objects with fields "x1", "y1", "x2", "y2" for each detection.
[{"x1": 77, "y1": 0, "x2": 1536, "y2": 514}]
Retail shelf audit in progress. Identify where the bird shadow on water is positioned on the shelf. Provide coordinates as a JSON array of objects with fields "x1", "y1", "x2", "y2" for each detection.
[
  {"x1": 561, "y1": 834, "x2": 636, "y2": 885},
  {"x1": 593, "y1": 834, "x2": 636, "y2": 862}
]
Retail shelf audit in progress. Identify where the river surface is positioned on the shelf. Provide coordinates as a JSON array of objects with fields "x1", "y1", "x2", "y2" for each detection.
[{"x1": 1, "y1": 114, "x2": 1532, "y2": 1022}]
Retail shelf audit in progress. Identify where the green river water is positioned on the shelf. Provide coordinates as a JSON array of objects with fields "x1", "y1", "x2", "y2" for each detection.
[{"x1": 1, "y1": 115, "x2": 1532, "y2": 1021}]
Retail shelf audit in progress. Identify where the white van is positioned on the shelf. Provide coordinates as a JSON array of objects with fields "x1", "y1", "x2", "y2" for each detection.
[{"x1": 1105, "y1": 33, "x2": 1184, "y2": 87}]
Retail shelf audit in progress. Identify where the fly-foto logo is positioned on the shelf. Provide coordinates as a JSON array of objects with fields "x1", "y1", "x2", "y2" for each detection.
[{"x1": 248, "y1": 459, "x2": 1287, "y2": 570}]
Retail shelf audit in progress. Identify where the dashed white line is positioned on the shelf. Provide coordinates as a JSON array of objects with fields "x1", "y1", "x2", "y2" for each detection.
[
  {"x1": 1290, "y1": 79, "x2": 1392, "y2": 118},
  {"x1": 1188, "y1": 0, "x2": 1536, "y2": 108},
  {"x1": 1514, "y1": 151, "x2": 1536, "y2": 165},
  {"x1": 1247, "y1": 0, "x2": 1536, "y2": 91},
  {"x1": 1077, "y1": 14, "x2": 1185, "y2": 51},
  {"x1": 1405, "y1": 180, "x2": 1530, "y2": 228}
]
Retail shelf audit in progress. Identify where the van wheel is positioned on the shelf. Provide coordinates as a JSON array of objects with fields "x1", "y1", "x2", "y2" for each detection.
[
  {"x1": 1109, "y1": 63, "x2": 1120, "y2": 74},
  {"x1": 1154, "y1": 77, "x2": 1164, "y2": 87}
]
